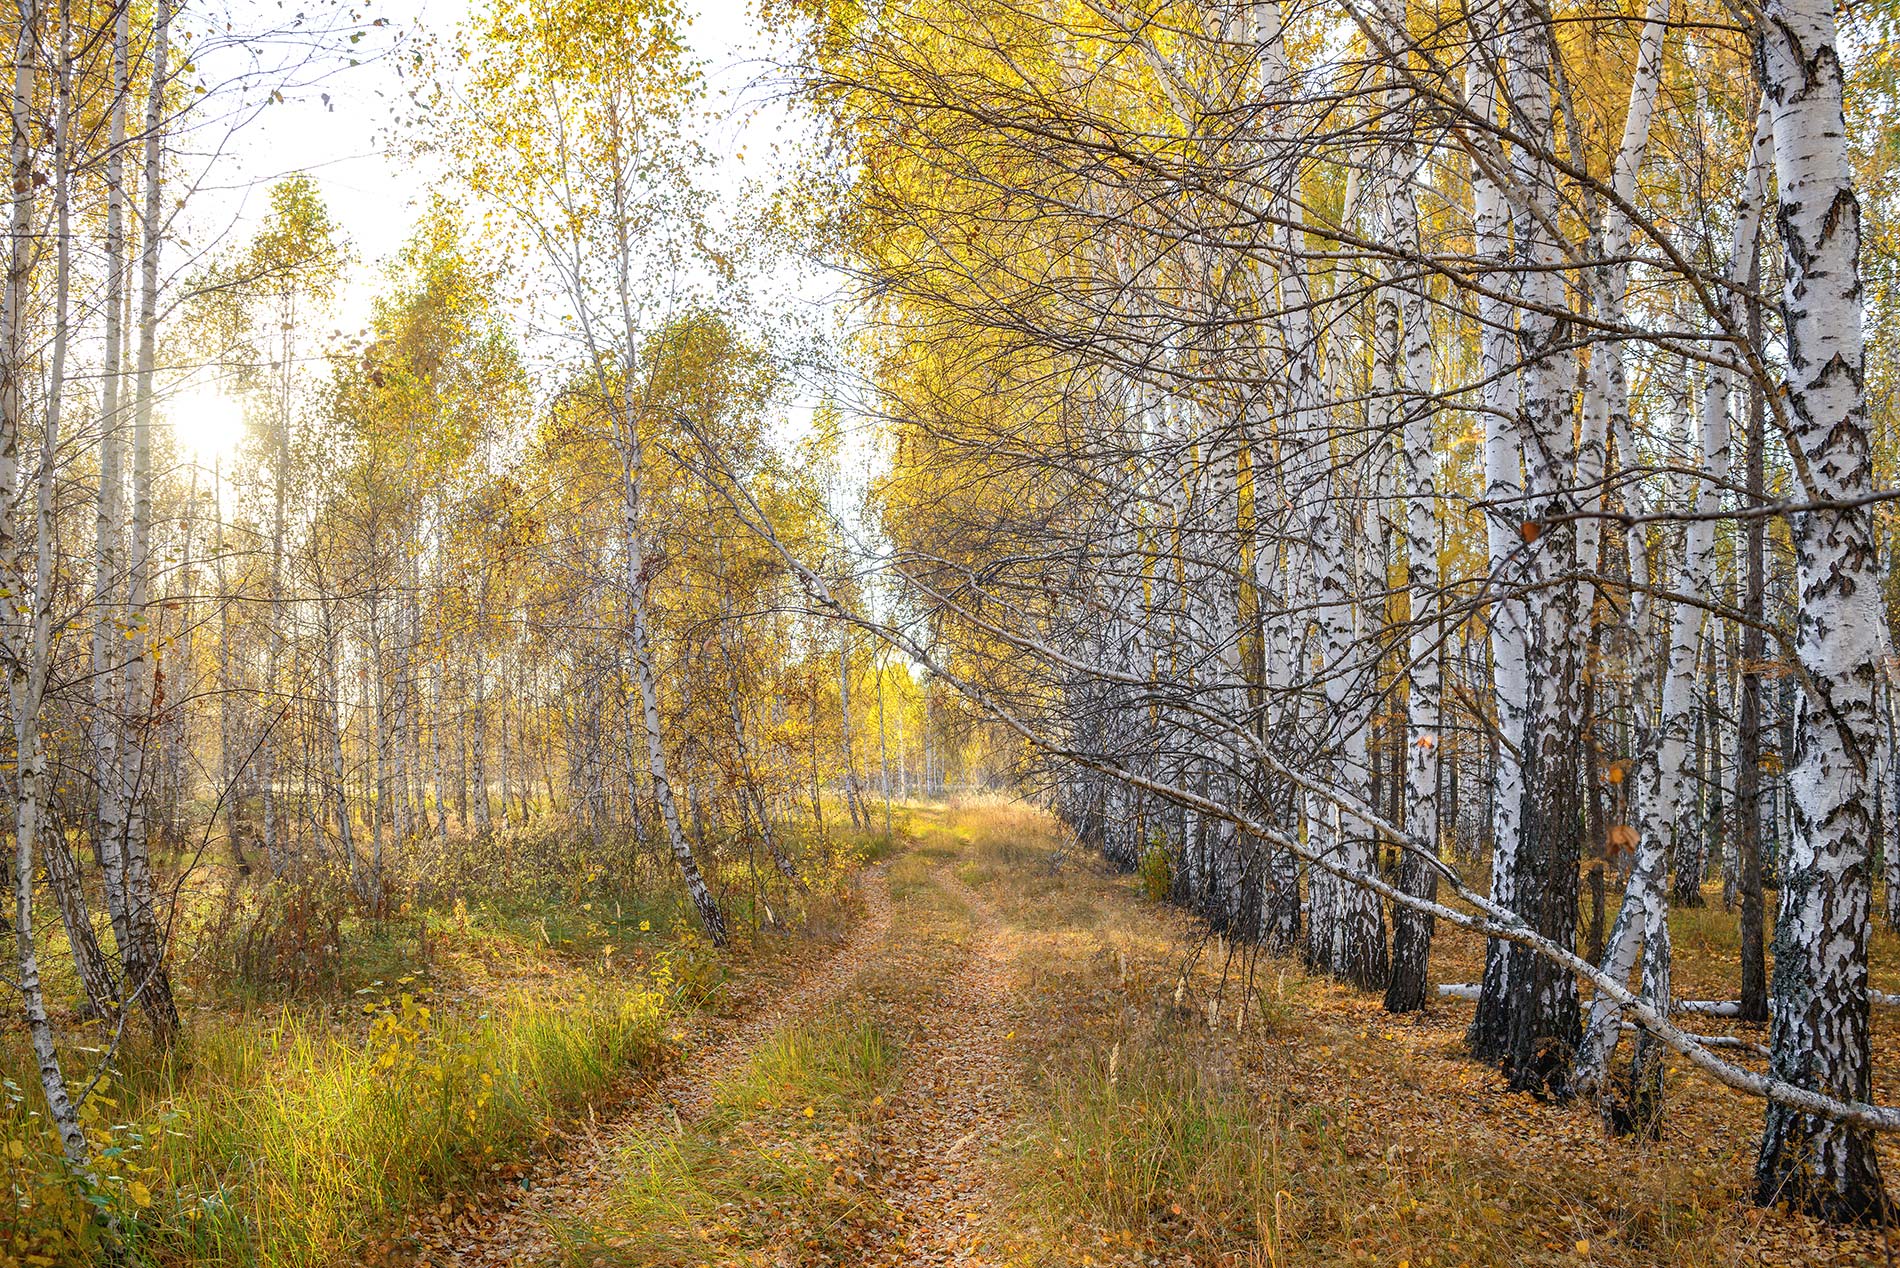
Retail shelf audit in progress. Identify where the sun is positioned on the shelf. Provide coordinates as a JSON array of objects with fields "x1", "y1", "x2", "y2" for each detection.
[{"x1": 168, "y1": 388, "x2": 249, "y2": 462}]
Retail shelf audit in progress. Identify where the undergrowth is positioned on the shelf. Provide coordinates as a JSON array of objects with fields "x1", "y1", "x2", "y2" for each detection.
[
  {"x1": 0, "y1": 978, "x2": 668, "y2": 1268},
  {"x1": 0, "y1": 808, "x2": 879, "y2": 1267},
  {"x1": 1018, "y1": 1025, "x2": 1284, "y2": 1254}
]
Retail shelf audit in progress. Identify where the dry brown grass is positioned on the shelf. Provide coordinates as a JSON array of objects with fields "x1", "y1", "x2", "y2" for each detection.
[{"x1": 936, "y1": 800, "x2": 1900, "y2": 1268}]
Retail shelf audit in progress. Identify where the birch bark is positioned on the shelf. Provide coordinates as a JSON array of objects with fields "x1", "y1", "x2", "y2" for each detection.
[
  {"x1": 2, "y1": 0, "x2": 86, "y2": 1157},
  {"x1": 120, "y1": 0, "x2": 179, "y2": 1038},
  {"x1": 1385, "y1": 92, "x2": 1441, "y2": 1013},
  {"x1": 1752, "y1": 0, "x2": 1891, "y2": 1217}
]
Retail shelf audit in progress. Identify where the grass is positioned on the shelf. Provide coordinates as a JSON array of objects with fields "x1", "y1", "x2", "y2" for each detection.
[
  {"x1": 0, "y1": 969, "x2": 671, "y2": 1268},
  {"x1": 565, "y1": 1010, "x2": 899, "y2": 1265},
  {"x1": 721, "y1": 1016, "x2": 897, "y2": 1116},
  {"x1": 128, "y1": 981, "x2": 667, "y2": 1267},
  {"x1": 1017, "y1": 1022, "x2": 1284, "y2": 1253},
  {"x1": 0, "y1": 810, "x2": 875, "y2": 1267},
  {"x1": 25, "y1": 799, "x2": 1883, "y2": 1267},
  {"x1": 564, "y1": 811, "x2": 974, "y2": 1266},
  {"x1": 943, "y1": 799, "x2": 1900, "y2": 1268}
]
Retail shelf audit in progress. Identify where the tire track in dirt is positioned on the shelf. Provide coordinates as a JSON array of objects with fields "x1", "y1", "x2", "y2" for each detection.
[
  {"x1": 403, "y1": 867, "x2": 895, "y2": 1267},
  {"x1": 865, "y1": 865, "x2": 1019, "y2": 1267}
]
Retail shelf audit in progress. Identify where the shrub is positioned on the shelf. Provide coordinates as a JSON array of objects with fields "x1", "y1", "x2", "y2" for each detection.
[{"x1": 1138, "y1": 845, "x2": 1173, "y2": 904}]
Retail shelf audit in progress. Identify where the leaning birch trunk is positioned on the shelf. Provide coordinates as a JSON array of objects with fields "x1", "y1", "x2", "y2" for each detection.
[
  {"x1": 620, "y1": 454, "x2": 726, "y2": 944},
  {"x1": 1576, "y1": 99, "x2": 1769, "y2": 1112},
  {"x1": 1574, "y1": 399, "x2": 1726, "y2": 1126},
  {"x1": 37, "y1": 21, "x2": 106, "y2": 996},
  {"x1": 40, "y1": 0, "x2": 116, "y2": 1023},
  {"x1": 560, "y1": 144, "x2": 732, "y2": 944},
  {"x1": 44, "y1": 825, "x2": 119, "y2": 1022},
  {"x1": 1751, "y1": 0, "x2": 1892, "y2": 1219}
]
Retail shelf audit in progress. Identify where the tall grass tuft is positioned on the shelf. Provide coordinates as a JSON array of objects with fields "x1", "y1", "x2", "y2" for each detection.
[
  {"x1": 1017, "y1": 1026, "x2": 1280, "y2": 1251},
  {"x1": 1, "y1": 981, "x2": 666, "y2": 1267}
]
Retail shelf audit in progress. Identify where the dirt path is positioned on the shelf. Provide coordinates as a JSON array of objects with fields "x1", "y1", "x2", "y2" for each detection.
[
  {"x1": 396, "y1": 807, "x2": 1900, "y2": 1268},
  {"x1": 401, "y1": 868, "x2": 895, "y2": 1266},
  {"x1": 865, "y1": 867, "x2": 1019, "y2": 1266},
  {"x1": 402, "y1": 847, "x2": 1040, "y2": 1268}
]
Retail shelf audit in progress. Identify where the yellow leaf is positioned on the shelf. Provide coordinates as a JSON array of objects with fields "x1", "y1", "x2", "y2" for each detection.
[
  {"x1": 5, "y1": 1138, "x2": 21, "y2": 1159},
  {"x1": 1575, "y1": 1241, "x2": 1590, "y2": 1256},
  {"x1": 802, "y1": 1105, "x2": 815, "y2": 1118},
  {"x1": 129, "y1": 1180, "x2": 152, "y2": 1208}
]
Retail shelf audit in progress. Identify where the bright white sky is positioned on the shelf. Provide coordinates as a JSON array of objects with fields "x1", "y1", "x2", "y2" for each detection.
[
  {"x1": 171, "y1": 0, "x2": 882, "y2": 550},
  {"x1": 188, "y1": 0, "x2": 791, "y2": 328}
]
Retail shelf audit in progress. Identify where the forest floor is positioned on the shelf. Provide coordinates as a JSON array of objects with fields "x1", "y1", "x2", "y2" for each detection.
[{"x1": 391, "y1": 801, "x2": 1900, "y2": 1268}]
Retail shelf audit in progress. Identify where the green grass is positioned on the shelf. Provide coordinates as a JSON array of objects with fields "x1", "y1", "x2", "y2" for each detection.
[
  {"x1": 719, "y1": 1017, "x2": 897, "y2": 1118},
  {"x1": 562, "y1": 1011, "x2": 898, "y2": 1265},
  {"x1": 0, "y1": 979, "x2": 670, "y2": 1268},
  {"x1": 0, "y1": 838, "x2": 812, "y2": 1266},
  {"x1": 561, "y1": 812, "x2": 971, "y2": 1267},
  {"x1": 0, "y1": 808, "x2": 900, "y2": 1267}
]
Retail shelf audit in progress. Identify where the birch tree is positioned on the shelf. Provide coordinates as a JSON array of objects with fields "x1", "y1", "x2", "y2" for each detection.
[
  {"x1": 1751, "y1": 0, "x2": 1890, "y2": 1218},
  {"x1": 437, "y1": 0, "x2": 731, "y2": 941}
]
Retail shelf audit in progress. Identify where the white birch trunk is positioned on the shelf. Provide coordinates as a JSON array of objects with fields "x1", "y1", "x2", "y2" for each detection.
[
  {"x1": 90, "y1": 0, "x2": 130, "y2": 957},
  {"x1": 119, "y1": 0, "x2": 177, "y2": 1037},
  {"x1": 1752, "y1": 0, "x2": 1891, "y2": 1216},
  {"x1": 2, "y1": 0, "x2": 86, "y2": 1156},
  {"x1": 1467, "y1": 37, "x2": 1530, "y2": 1059},
  {"x1": 1386, "y1": 99, "x2": 1441, "y2": 1011}
]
